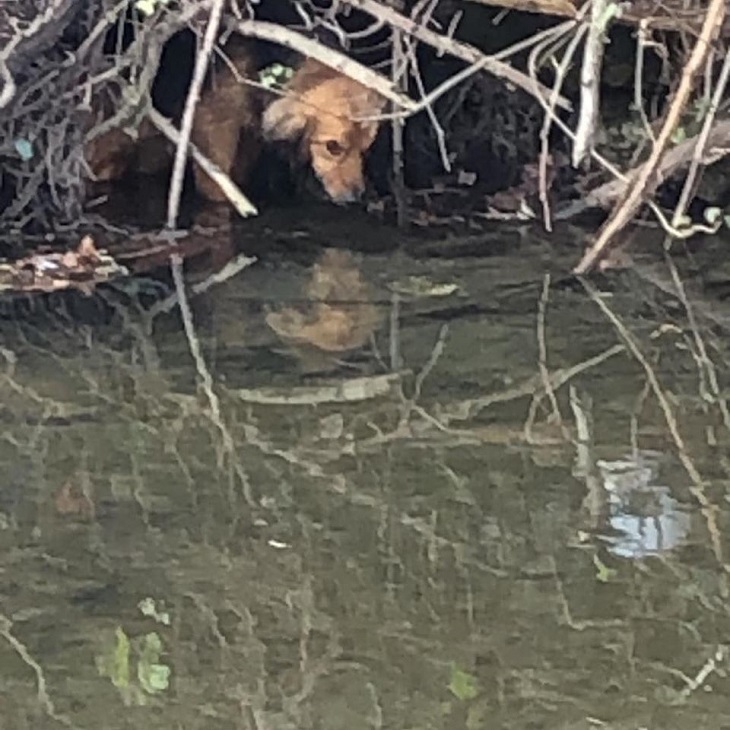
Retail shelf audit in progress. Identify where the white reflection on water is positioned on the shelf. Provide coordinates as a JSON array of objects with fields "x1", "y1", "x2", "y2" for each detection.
[{"x1": 597, "y1": 451, "x2": 691, "y2": 559}]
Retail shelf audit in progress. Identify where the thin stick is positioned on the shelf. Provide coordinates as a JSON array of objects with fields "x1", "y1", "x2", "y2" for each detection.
[
  {"x1": 167, "y1": 1, "x2": 225, "y2": 229},
  {"x1": 405, "y1": 39, "x2": 450, "y2": 171},
  {"x1": 389, "y1": 293, "x2": 402, "y2": 371},
  {"x1": 0, "y1": 0, "x2": 74, "y2": 102},
  {"x1": 634, "y1": 20, "x2": 657, "y2": 144},
  {"x1": 148, "y1": 252, "x2": 257, "y2": 318},
  {"x1": 391, "y1": 26, "x2": 408, "y2": 227},
  {"x1": 0, "y1": 614, "x2": 71, "y2": 726},
  {"x1": 148, "y1": 108, "x2": 257, "y2": 218},
  {"x1": 535, "y1": 23, "x2": 587, "y2": 230}
]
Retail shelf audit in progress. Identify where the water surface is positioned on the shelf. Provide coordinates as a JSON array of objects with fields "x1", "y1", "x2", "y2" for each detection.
[{"x1": 1, "y1": 209, "x2": 730, "y2": 730}]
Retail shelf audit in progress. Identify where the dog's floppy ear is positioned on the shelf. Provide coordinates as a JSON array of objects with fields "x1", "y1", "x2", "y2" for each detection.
[
  {"x1": 262, "y1": 97, "x2": 308, "y2": 141},
  {"x1": 351, "y1": 89, "x2": 386, "y2": 149}
]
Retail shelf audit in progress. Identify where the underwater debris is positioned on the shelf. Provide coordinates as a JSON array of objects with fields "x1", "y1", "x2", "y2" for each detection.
[{"x1": 0, "y1": 235, "x2": 128, "y2": 295}]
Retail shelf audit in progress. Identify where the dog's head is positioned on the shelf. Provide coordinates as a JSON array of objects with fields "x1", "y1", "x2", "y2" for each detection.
[{"x1": 262, "y1": 60, "x2": 385, "y2": 204}]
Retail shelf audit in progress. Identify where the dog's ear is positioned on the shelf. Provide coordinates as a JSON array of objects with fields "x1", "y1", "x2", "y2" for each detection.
[
  {"x1": 262, "y1": 97, "x2": 309, "y2": 141},
  {"x1": 352, "y1": 90, "x2": 386, "y2": 149},
  {"x1": 358, "y1": 121, "x2": 380, "y2": 150}
]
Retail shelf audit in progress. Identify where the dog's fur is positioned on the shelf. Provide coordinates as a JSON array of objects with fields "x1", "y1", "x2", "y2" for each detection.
[
  {"x1": 190, "y1": 36, "x2": 263, "y2": 203},
  {"x1": 86, "y1": 116, "x2": 168, "y2": 182},
  {"x1": 86, "y1": 36, "x2": 386, "y2": 205}
]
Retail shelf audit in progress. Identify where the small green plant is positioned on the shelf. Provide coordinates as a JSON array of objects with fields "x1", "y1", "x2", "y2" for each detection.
[
  {"x1": 259, "y1": 63, "x2": 294, "y2": 89},
  {"x1": 134, "y1": 0, "x2": 172, "y2": 17},
  {"x1": 593, "y1": 553, "x2": 617, "y2": 583},
  {"x1": 95, "y1": 626, "x2": 171, "y2": 706},
  {"x1": 448, "y1": 664, "x2": 479, "y2": 701}
]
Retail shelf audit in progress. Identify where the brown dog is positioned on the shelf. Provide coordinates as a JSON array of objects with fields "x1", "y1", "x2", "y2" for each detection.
[{"x1": 86, "y1": 37, "x2": 386, "y2": 206}]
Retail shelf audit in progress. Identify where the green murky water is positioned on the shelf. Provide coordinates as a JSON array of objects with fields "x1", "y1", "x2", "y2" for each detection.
[{"x1": 2, "y1": 208, "x2": 730, "y2": 730}]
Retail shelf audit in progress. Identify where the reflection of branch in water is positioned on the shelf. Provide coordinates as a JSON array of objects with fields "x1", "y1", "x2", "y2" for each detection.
[
  {"x1": 340, "y1": 343, "x2": 625, "y2": 453},
  {"x1": 0, "y1": 613, "x2": 71, "y2": 726},
  {"x1": 662, "y1": 252, "x2": 730, "y2": 435},
  {"x1": 580, "y1": 278, "x2": 725, "y2": 566},
  {"x1": 230, "y1": 373, "x2": 404, "y2": 406},
  {"x1": 170, "y1": 258, "x2": 255, "y2": 505},
  {"x1": 241, "y1": 423, "x2": 508, "y2": 578},
  {"x1": 677, "y1": 645, "x2": 728, "y2": 701},
  {"x1": 629, "y1": 378, "x2": 652, "y2": 457},
  {"x1": 397, "y1": 323, "x2": 449, "y2": 431},
  {"x1": 148, "y1": 252, "x2": 257, "y2": 319},
  {"x1": 568, "y1": 385, "x2": 604, "y2": 527},
  {"x1": 437, "y1": 344, "x2": 625, "y2": 426},
  {"x1": 525, "y1": 273, "x2": 568, "y2": 443},
  {"x1": 389, "y1": 292, "x2": 401, "y2": 372}
]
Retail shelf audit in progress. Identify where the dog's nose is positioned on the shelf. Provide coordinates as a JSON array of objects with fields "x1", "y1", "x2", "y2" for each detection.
[{"x1": 335, "y1": 184, "x2": 364, "y2": 204}]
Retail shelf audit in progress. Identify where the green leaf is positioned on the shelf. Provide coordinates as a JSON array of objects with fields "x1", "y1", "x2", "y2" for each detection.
[
  {"x1": 704, "y1": 206, "x2": 723, "y2": 225},
  {"x1": 259, "y1": 63, "x2": 294, "y2": 89},
  {"x1": 137, "y1": 631, "x2": 171, "y2": 694},
  {"x1": 134, "y1": 0, "x2": 171, "y2": 16},
  {"x1": 95, "y1": 626, "x2": 131, "y2": 688},
  {"x1": 138, "y1": 662, "x2": 171, "y2": 694},
  {"x1": 593, "y1": 553, "x2": 617, "y2": 583},
  {"x1": 671, "y1": 127, "x2": 687, "y2": 144},
  {"x1": 448, "y1": 664, "x2": 479, "y2": 701}
]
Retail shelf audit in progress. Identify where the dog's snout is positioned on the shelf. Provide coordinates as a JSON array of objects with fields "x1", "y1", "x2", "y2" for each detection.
[{"x1": 332, "y1": 183, "x2": 364, "y2": 205}]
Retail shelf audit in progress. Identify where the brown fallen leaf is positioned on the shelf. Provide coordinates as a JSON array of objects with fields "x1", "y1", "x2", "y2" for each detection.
[
  {"x1": 77, "y1": 234, "x2": 102, "y2": 263},
  {"x1": 61, "y1": 251, "x2": 79, "y2": 268},
  {"x1": 54, "y1": 479, "x2": 95, "y2": 520}
]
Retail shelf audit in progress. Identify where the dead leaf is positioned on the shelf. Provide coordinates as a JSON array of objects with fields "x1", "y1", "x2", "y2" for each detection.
[{"x1": 54, "y1": 479, "x2": 95, "y2": 520}]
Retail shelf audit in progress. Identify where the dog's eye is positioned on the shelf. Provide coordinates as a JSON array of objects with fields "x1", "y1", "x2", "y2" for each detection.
[{"x1": 325, "y1": 140, "x2": 345, "y2": 157}]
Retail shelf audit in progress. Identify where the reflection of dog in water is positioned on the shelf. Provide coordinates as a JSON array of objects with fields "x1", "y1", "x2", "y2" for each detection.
[
  {"x1": 86, "y1": 36, "x2": 386, "y2": 206},
  {"x1": 266, "y1": 248, "x2": 379, "y2": 352}
]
